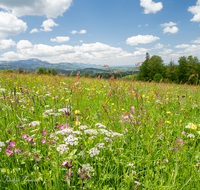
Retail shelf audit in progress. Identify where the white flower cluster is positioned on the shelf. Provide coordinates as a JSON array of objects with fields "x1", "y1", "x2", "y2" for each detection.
[
  {"x1": 57, "y1": 144, "x2": 69, "y2": 154},
  {"x1": 29, "y1": 121, "x2": 41, "y2": 127},
  {"x1": 89, "y1": 147, "x2": 100, "y2": 157},
  {"x1": 55, "y1": 128, "x2": 73, "y2": 135},
  {"x1": 89, "y1": 136, "x2": 96, "y2": 140},
  {"x1": 98, "y1": 129, "x2": 123, "y2": 137},
  {"x1": 64, "y1": 135, "x2": 79, "y2": 146},
  {"x1": 0, "y1": 141, "x2": 5, "y2": 147},
  {"x1": 58, "y1": 108, "x2": 71, "y2": 113},
  {"x1": 72, "y1": 131, "x2": 82, "y2": 135},
  {"x1": 84, "y1": 129, "x2": 98, "y2": 135},
  {"x1": 79, "y1": 125, "x2": 88, "y2": 130},
  {"x1": 50, "y1": 134, "x2": 59, "y2": 140},
  {"x1": 82, "y1": 163, "x2": 93, "y2": 171},
  {"x1": 95, "y1": 143, "x2": 104, "y2": 149},
  {"x1": 95, "y1": 123, "x2": 106, "y2": 128},
  {"x1": 187, "y1": 134, "x2": 195, "y2": 138}
]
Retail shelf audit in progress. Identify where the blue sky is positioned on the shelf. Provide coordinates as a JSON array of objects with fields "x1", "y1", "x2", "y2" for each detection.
[{"x1": 0, "y1": 0, "x2": 199, "y2": 66}]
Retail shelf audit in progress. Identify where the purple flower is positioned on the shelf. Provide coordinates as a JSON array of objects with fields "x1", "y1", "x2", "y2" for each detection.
[
  {"x1": 181, "y1": 131, "x2": 185, "y2": 135},
  {"x1": 36, "y1": 159, "x2": 41, "y2": 162},
  {"x1": 62, "y1": 160, "x2": 68, "y2": 166}
]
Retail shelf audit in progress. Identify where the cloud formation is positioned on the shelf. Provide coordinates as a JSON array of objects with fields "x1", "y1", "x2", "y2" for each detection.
[
  {"x1": 0, "y1": 11, "x2": 27, "y2": 39},
  {"x1": 126, "y1": 35, "x2": 160, "y2": 46},
  {"x1": 30, "y1": 28, "x2": 39, "y2": 34},
  {"x1": 161, "y1": 22, "x2": 179, "y2": 34},
  {"x1": 70, "y1": 30, "x2": 87, "y2": 34},
  {"x1": 0, "y1": 0, "x2": 73, "y2": 18},
  {"x1": 0, "y1": 39, "x2": 16, "y2": 50},
  {"x1": 50, "y1": 36, "x2": 70, "y2": 43},
  {"x1": 191, "y1": 37, "x2": 200, "y2": 43},
  {"x1": 41, "y1": 19, "x2": 59, "y2": 32},
  {"x1": 188, "y1": 0, "x2": 200, "y2": 22},
  {"x1": 140, "y1": 0, "x2": 163, "y2": 14}
]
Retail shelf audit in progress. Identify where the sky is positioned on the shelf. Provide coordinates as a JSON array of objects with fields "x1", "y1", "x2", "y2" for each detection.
[{"x1": 0, "y1": 0, "x2": 200, "y2": 66}]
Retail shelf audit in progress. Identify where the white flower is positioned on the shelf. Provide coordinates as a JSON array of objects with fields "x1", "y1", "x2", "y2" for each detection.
[
  {"x1": 95, "y1": 143, "x2": 104, "y2": 149},
  {"x1": 55, "y1": 128, "x2": 73, "y2": 135},
  {"x1": 104, "y1": 137, "x2": 110, "y2": 142},
  {"x1": 73, "y1": 131, "x2": 82, "y2": 135},
  {"x1": 57, "y1": 144, "x2": 69, "y2": 154},
  {"x1": 0, "y1": 148, "x2": 1, "y2": 152},
  {"x1": 187, "y1": 134, "x2": 195, "y2": 138},
  {"x1": 83, "y1": 163, "x2": 93, "y2": 171},
  {"x1": 89, "y1": 136, "x2": 96, "y2": 140},
  {"x1": 44, "y1": 109, "x2": 53, "y2": 114},
  {"x1": 45, "y1": 105, "x2": 50, "y2": 107},
  {"x1": 0, "y1": 141, "x2": 5, "y2": 147},
  {"x1": 29, "y1": 121, "x2": 41, "y2": 127},
  {"x1": 95, "y1": 123, "x2": 106, "y2": 128},
  {"x1": 31, "y1": 129, "x2": 38, "y2": 133},
  {"x1": 127, "y1": 163, "x2": 134, "y2": 168},
  {"x1": 64, "y1": 135, "x2": 79, "y2": 146},
  {"x1": 78, "y1": 125, "x2": 88, "y2": 130},
  {"x1": 84, "y1": 129, "x2": 98, "y2": 135},
  {"x1": 89, "y1": 147, "x2": 100, "y2": 157}
]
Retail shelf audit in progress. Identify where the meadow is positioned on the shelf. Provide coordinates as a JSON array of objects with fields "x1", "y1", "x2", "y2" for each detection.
[{"x1": 0, "y1": 73, "x2": 200, "y2": 190}]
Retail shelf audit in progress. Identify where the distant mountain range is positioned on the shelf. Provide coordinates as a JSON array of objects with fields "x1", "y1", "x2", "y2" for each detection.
[{"x1": 0, "y1": 58, "x2": 104, "y2": 70}]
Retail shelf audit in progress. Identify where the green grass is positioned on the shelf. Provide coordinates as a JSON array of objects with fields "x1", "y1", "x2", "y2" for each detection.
[{"x1": 0, "y1": 73, "x2": 200, "y2": 190}]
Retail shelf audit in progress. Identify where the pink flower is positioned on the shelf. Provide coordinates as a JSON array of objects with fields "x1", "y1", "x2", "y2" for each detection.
[
  {"x1": 10, "y1": 142, "x2": 15, "y2": 147},
  {"x1": 15, "y1": 149, "x2": 18, "y2": 154},
  {"x1": 26, "y1": 137, "x2": 32, "y2": 141},
  {"x1": 42, "y1": 128, "x2": 47, "y2": 135},
  {"x1": 47, "y1": 140, "x2": 51, "y2": 143},
  {"x1": 131, "y1": 106, "x2": 135, "y2": 114},
  {"x1": 22, "y1": 134, "x2": 27, "y2": 139},
  {"x1": 36, "y1": 159, "x2": 41, "y2": 162},
  {"x1": 134, "y1": 181, "x2": 140, "y2": 185},
  {"x1": 59, "y1": 125, "x2": 64, "y2": 130},
  {"x1": 41, "y1": 139, "x2": 45, "y2": 143},
  {"x1": 65, "y1": 123, "x2": 69, "y2": 127},
  {"x1": 181, "y1": 131, "x2": 185, "y2": 135},
  {"x1": 62, "y1": 160, "x2": 68, "y2": 166},
  {"x1": 6, "y1": 150, "x2": 13, "y2": 157}
]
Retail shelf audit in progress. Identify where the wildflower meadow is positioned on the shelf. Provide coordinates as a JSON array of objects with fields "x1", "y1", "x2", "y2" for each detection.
[{"x1": 0, "y1": 72, "x2": 200, "y2": 189}]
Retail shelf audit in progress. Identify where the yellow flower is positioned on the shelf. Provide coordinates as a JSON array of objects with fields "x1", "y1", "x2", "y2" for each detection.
[
  {"x1": 142, "y1": 95, "x2": 145, "y2": 98},
  {"x1": 190, "y1": 124, "x2": 197, "y2": 130},
  {"x1": 86, "y1": 116, "x2": 89, "y2": 120},
  {"x1": 52, "y1": 97, "x2": 54, "y2": 99},
  {"x1": 121, "y1": 108, "x2": 125, "y2": 111},
  {"x1": 111, "y1": 103, "x2": 114, "y2": 105},
  {"x1": 180, "y1": 120, "x2": 182, "y2": 123},
  {"x1": 65, "y1": 99, "x2": 69, "y2": 102},
  {"x1": 165, "y1": 121, "x2": 171, "y2": 124},
  {"x1": 166, "y1": 98, "x2": 169, "y2": 101},
  {"x1": 113, "y1": 109, "x2": 116, "y2": 111},
  {"x1": 61, "y1": 97, "x2": 64, "y2": 100},
  {"x1": 75, "y1": 121, "x2": 81, "y2": 126},
  {"x1": 167, "y1": 141, "x2": 169, "y2": 145},
  {"x1": 197, "y1": 131, "x2": 200, "y2": 135},
  {"x1": 189, "y1": 96, "x2": 191, "y2": 98},
  {"x1": 181, "y1": 108, "x2": 184, "y2": 111},
  {"x1": 166, "y1": 111, "x2": 171, "y2": 114},
  {"x1": 75, "y1": 110, "x2": 81, "y2": 115}
]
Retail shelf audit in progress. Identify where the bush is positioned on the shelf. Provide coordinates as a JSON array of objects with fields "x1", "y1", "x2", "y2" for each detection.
[{"x1": 153, "y1": 73, "x2": 163, "y2": 82}]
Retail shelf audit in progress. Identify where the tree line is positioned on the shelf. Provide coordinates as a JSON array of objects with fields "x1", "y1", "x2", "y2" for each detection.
[{"x1": 137, "y1": 52, "x2": 200, "y2": 84}]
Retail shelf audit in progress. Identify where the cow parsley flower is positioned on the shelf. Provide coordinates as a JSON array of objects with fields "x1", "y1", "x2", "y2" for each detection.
[
  {"x1": 89, "y1": 147, "x2": 100, "y2": 157},
  {"x1": 29, "y1": 121, "x2": 41, "y2": 127}
]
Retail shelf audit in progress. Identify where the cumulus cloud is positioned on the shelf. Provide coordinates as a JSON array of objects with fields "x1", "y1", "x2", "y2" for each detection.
[
  {"x1": 0, "y1": 41, "x2": 135, "y2": 64},
  {"x1": 0, "y1": 0, "x2": 73, "y2": 18},
  {"x1": 153, "y1": 43, "x2": 164, "y2": 49},
  {"x1": 161, "y1": 22, "x2": 179, "y2": 34},
  {"x1": 133, "y1": 48, "x2": 150, "y2": 56},
  {"x1": 50, "y1": 36, "x2": 70, "y2": 43},
  {"x1": 191, "y1": 37, "x2": 200, "y2": 43},
  {"x1": 30, "y1": 28, "x2": 39, "y2": 34},
  {"x1": 70, "y1": 30, "x2": 87, "y2": 34},
  {"x1": 126, "y1": 35, "x2": 160, "y2": 46},
  {"x1": 159, "y1": 48, "x2": 173, "y2": 55},
  {"x1": 188, "y1": 0, "x2": 200, "y2": 22},
  {"x1": 175, "y1": 44, "x2": 190, "y2": 48},
  {"x1": 0, "y1": 11, "x2": 27, "y2": 39},
  {"x1": 0, "y1": 39, "x2": 15, "y2": 50},
  {"x1": 41, "y1": 19, "x2": 59, "y2": 32},
  {"x1": 140, "y1": 0, "x2": 163, "y2": 14}
]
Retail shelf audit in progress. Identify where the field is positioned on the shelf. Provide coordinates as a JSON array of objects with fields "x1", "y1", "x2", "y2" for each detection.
[{"x1": 0, "y1": 73, "x2": 200, "y2": 190}]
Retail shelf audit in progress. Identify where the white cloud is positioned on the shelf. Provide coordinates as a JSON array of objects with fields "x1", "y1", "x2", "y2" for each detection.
[
  {"x1": 191, "y1": 37, "x2": 200, "y2": 43},
  {"x1": 175, "y1": 44, "x2": 190, "y2": 48},
  {"x1": 159, "y1": 48, "x2": 173, "y2": 55},
  {"x1": 0, "y1": 11, "x2": 27, "y2": 39},
  {"x1": 17, "y1": 40, "x2": 33, "y2": 49},
  {"x1": 0, "y1": 0, "x2": 73, "y2": 18},
  {"x1": 0, "y1": 41, "x2": 135, "y2": 64},
  {"x1": 133, "y1": 48, "x2": 150, "y2": 56},
  {"x1": 153, "y1": 43, "x2": 164, "y2": 49},
  {"x1": 138, "y1": 25, "x2": 142, "y2": 27},
  {"x1": 30, "y1": 28, "x2": 39, "y2": 34},
  {"x1": 140, "y1": 0, "x2": 163, "y2": 14},
  {"x1": 188, "y1": 0, "x2": 200, "y2": 22},
  {"x1": 0, "y1": 39, "x2": 15, "y2": 50},
  {"x1": 145, "y1": 24, "x2": 148, "y2": 27},
  {"x1": 70, "y1": 30, "x2": 87, "y2": 34},
  {"x1": 126, "y1": 35, "x2": 160, "y2": 46},
  {"x1": 41, "y1": 19, "x2": 59, "y2": 32},
  {"x1": 161, "y1": 22, "x2": 179, "y2": 34},
  {"x1": 50, "y1": 36, "x2": 70, "y2": 43},
  {"x1": 80, "y1": 40, "x2": 83, "y2": 43}
]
